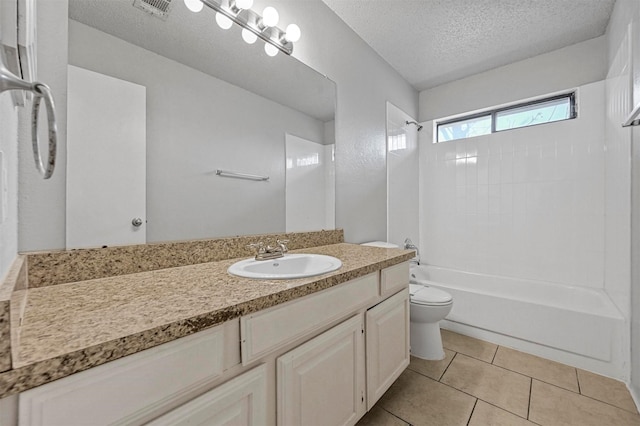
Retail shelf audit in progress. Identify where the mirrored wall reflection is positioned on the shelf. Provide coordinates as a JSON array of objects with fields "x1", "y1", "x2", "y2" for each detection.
[
  {"x1": 285, "y1": 134, "x2": 335, "y2": 233},
  {"x1": 66, "y1": 0, "x2": 336, "y2": 248}
]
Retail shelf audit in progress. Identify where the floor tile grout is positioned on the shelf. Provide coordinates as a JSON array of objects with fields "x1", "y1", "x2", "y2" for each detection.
[
  {"x1": 465, "y1": 398, "x2": 478, "y2": 426},
  {"x1": 531, "y1": 377, "x2": 640, "y2": 416},
  {"x1": 491, "y1": 345, "x2": 499, "y2": 364},
  {"x1": 527, "y1": 376, "x2": 533, "y2": 420},
  {"x1": 438, "y1": 351, "x2": 457, "y2": 382},
  {"x1": 381, "y1": 406, "x2": 412, "y2": 425},
  {"x1": 410, "y1": 367, "x2": 531, "y2": 420}
]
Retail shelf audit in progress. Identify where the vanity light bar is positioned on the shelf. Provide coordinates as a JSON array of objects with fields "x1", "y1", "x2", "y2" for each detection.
[{"x1": 200, "y1": 0, "x2": 294, "y2": 55}]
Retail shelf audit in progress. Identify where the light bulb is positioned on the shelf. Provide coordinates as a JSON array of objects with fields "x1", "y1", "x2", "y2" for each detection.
[
  {"x1": 242, "y1": 28, "x2": 258, "y2": 44},
  {"x1": 236, "y1": 0, "x2": 254, "y2": 9},
  {"x1": 262, "y1": 7, "x2": 279, "y2": 27},
  {"x1": 264, "y1": 43, "x2": 279, "y2": 57},
  {"x1": 285, "y1": 24, "x2": 301, "y2": 42},
  {"x1": 215, "y1": 12, "x2": 233, "y2": 30},
  {"x1": 184, "y1": 0, "x2": 203, "y2": 12}
]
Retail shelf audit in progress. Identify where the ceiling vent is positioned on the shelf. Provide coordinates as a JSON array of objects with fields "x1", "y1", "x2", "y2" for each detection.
[{"x1": 132, "y1": 0, "x2": 173, "y2": 20}]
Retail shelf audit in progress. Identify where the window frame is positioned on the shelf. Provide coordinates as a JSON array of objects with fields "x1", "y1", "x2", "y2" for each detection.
[{"x1": 435, "y1": 92, "x2": 577, "y2": 143}]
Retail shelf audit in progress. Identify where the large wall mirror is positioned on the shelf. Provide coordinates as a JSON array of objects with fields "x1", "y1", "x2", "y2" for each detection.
[{"x1": 66, "y1": 0, "x2": 336, "y2": 248}]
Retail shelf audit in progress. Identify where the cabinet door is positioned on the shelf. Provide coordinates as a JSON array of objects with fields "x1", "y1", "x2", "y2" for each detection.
[
  {"x1": 366, "y1": 289, "x2": 410, "y2": 410},
  {"x1": 147, "y1": 364, "x2": 267, "y2": 426},
  {"x1": 277, "y1": 315, "x2": 366, "y2": 426}
]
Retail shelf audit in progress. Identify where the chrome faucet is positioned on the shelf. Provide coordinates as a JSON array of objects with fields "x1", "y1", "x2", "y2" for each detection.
[
  {"x1": 403, "y1": 238, "x2": 420, "y2": 265},
  {"x1": 247, "y1": 239, "x2": 289, "y2": 260}
]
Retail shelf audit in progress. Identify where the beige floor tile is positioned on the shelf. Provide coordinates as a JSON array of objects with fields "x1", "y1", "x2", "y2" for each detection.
[
  {"x1": 493, "y1": 346, "x2": 578, "y2": 392},
  {"x1": 468, "y1": 400, "x2": 537, "y2": 426},
  {"x1": 441, "y1": 354, "x2": 531, "y2": 418},
  {"x1": 379, "y1": 369, "x2": 476, "y2": 426},
  {"x1": 577, "y1": 369, "x2": 639, "y2": 414},
  {"x1": 441, "y1": 329, "x2": 497, "y2": 362},
  {"x1": 407, "y1": 348, "x2": 456, "y2": 381},
  {"x1": 530, "y1": 380, "x2": 640, "y2": 426},
  {"x1": 356, "y1": 406, "x2": 409, "y2": 426}
]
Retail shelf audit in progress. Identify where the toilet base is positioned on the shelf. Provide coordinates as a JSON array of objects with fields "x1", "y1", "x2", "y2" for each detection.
[{"x1": 410, "y1": 321, "x2": 445, "y2": 360}]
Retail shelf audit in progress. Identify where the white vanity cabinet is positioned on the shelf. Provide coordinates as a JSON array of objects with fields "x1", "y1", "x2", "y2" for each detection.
[{"x1": 16, "y1": 262, "x2": 410, "y2": 426}]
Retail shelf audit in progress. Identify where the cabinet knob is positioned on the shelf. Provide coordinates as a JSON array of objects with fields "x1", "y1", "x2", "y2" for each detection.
[{"x1": 132, "y1": 218, "x2": 143, "y2": 227}]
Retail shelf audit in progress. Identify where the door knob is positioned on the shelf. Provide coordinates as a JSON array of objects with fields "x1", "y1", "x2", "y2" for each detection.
[{"x1": 132, "y1": 218, "x2": 143, "y2": 227}]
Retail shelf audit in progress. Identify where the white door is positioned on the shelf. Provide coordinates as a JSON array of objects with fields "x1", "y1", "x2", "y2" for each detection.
[
  {"x1": 277, "y1": 315, "x2": 366, "y2": 426},
  {"x1": 66, "y1": 65, "x2": 146, "y2": 249},
  {"x1": 366, "y1": 289, "x2": 410, "y2": 409}
]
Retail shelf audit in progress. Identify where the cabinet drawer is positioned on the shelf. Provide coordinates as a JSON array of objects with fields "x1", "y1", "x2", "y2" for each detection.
[
  {"x1": 381, "y1": 262, "x2": 409, "y2": 296},
  {"x1": 19, "y1": 325, "x2": 225, "y2": 426},
  {"x1": 241, "y1": 273, "x2": 378, "y2": 365}
]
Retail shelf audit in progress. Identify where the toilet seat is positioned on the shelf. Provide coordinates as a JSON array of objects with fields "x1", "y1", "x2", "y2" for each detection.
[{"x1": 410, "y1": 285, "x2": 452, "y2": 306}]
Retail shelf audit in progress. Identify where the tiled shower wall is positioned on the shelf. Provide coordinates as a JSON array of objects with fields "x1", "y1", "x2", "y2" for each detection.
[{"x1": 420, "y1": 81, "x2": 605, "y2": 288}]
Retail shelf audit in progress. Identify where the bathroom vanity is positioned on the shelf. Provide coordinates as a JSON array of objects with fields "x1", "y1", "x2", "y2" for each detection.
[{"x1": 0, "y1": 231, "x2": 413, "y2": 425}]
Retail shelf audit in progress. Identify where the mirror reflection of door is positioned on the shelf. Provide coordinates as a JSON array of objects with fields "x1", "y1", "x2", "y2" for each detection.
[
  {"x1": 66, "y1": 65, "x2": 146, "y2": 249},
  {"x1": 285, "y1": 134, "x2": 335, "y2": 233}
]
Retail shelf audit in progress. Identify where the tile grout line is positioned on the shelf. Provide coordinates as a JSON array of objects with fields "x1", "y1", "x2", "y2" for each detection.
[
  {"x1": 380, "y1": 406, "x2": 413, "y2": 425},
  {"x1": 527, "y1": 376, "x2": 533, "y2": 420},
  {"x1": 531, "y1": 378, "x2": 640, "y2": 416},
  {"x1": 438, "y1": 351, "x2": 458, "y2": 382},
  {"x1": 423, "y1": 369, "x2": 530, "y2": 421},
  {"x1": 466, "y1": 398, "x2": 479, "y2": 426},
  {"x1": 491, "y1": 345, "x2": 499, "y2": 364},
  {"x1": 575, "y1": 368, "x2": 581, "y2": 394}
]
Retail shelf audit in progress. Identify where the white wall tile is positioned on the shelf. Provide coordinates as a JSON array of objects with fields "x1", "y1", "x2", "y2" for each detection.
[{"x1": 420, "y1": 81, "x2": 606, "y2": 288}]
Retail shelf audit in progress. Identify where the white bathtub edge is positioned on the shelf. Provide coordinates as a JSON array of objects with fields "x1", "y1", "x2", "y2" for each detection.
[{"x1": 440, "y1": 319, "x2": 627, "y2": 380}]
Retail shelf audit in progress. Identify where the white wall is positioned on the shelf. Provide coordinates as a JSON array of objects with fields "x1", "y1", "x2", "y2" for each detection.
[
  {"x1": 285, "y1": 134, "x2": 335, "y2": 232},
  {"x1": 269, "y1": 0, "x2": 419, "y2": 243},
  {"x1": 0, "y1": 93, "x2": 18, "y2": 281},
  {"x1": 386, "y1": 102, "x2": 419, "y2": 248},
  {"x1": 17, "y1": 0, "x2": 418, "y2": 252},
  {"x1": 18, "y1": 0, "x2": 67, "y2": 252},
  {"x1": 420, "y1": 82, "x2": 605, "y2": 287},
  {"x1": 607, "y1": 0, "x2": 640, "y2": 405},
  {"x1": 419, "y1": 36, "x2": 607, "y2": 121},
  {"x1": 69, "y1": 21, "x2": 326, "y2": 242}
]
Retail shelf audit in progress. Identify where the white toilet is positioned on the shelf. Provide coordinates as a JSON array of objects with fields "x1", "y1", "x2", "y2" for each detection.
[
  {"x1": 362, "y1": 241, "x2": 453, "y2": 361},
  {"x1": 409, "y1": 283, "x2": 453, "y2": 360}
]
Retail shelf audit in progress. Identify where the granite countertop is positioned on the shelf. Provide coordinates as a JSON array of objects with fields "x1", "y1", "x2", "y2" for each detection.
[{"x1": 0, "y1": 243, "x2": 413, "y2": 397}]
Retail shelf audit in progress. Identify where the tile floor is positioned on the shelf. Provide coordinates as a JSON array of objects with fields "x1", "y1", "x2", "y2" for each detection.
[{"x1": 357, "y1": 329, "x2": 640, "y2": 426}]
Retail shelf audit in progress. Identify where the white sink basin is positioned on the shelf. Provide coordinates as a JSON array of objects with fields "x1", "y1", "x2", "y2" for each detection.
[{"x1": 228, "y1": 254, "x2": 342, "y2": 280}]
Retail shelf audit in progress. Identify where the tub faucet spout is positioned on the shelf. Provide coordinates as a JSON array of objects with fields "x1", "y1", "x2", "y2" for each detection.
[{"x1": 403, "y1": 238, "x2": 420, "y2": 265}]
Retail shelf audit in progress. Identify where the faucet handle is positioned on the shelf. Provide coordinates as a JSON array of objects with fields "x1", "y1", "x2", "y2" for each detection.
[
  {"x1": 276, "y1": 239, "x2": 289, "y2": 253},
  {"x1": 246, "y1": 242, "x2": 266, "y2": 254}
]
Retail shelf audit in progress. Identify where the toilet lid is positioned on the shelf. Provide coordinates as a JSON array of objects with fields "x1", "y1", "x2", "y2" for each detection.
[{"x1": 411, "y1": 286, "x2": 452, "y2": 305}]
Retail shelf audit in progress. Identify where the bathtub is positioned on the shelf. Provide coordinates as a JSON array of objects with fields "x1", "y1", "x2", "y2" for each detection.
[{"x1": 410, "y1": 265, "x2": 626, "y2": 373}]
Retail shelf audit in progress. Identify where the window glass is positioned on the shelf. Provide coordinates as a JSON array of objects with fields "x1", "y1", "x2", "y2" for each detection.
[
  {"x1": 437, "y1": 115, "x2": 491, "y2": 142},
  {"x1": 435, "y1": 92, "x2": 575, "y2": 143},
  {"x1": 495, "y1": 96, "x2": 572, "y2": 131}
]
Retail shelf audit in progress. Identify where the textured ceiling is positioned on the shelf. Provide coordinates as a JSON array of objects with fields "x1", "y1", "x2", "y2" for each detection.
[{"x1": 321, "y1": 0, "x2": 615, "y2": 90}]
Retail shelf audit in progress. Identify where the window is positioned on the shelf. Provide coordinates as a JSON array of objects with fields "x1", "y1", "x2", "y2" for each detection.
[{"x1": 436, "y1": 92, "x2": 576, "y2": 143}]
